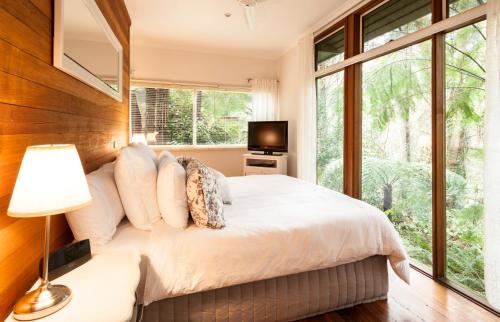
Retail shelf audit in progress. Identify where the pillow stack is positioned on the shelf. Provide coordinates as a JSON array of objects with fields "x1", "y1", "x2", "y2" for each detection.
[{"x1": 66, "y1": 143, "x2": 232, "y2": 247}]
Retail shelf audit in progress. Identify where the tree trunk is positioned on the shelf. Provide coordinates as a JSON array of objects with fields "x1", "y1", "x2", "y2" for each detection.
[{"x1": 383, "y1": 183, "x2": 393, "y2": 211}]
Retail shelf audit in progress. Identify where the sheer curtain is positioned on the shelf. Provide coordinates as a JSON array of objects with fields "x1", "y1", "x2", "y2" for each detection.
[
  {"x1": 485, "y1": 0, "x2": 500, "y2": 309},
  {"x1": 251, "y1": 79, "x2": 279, "y2": 121},
  {"x1": 297, "y1": 33, "x2": 317, "y2": 182}
]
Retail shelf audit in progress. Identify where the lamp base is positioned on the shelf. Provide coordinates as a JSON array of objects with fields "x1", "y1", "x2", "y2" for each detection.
[{"x1": 13, "y1": 283, "x2": 71, "y2": 320}]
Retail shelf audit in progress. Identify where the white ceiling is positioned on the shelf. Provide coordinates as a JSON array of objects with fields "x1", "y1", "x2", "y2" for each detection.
[{"x1": 125, "y1": 0, "x2": 350, "y2": 59}]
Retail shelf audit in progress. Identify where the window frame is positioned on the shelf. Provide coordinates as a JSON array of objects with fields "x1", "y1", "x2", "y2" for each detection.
[
  {"x1": 313, "y1": 0, "x2": 497, "y2": 316},
  {"x1": 130, "y1": 80, "x2": 252, "y2": 149},
  {"x1": 314, "y1": 25, "x2": 345, "y2": 71}
]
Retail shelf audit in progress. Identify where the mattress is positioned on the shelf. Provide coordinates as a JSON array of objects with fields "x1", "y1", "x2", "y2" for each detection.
[
  {"x1": 142, "y1": 255, "x2": 389, "y2": 322},
  {"x1": 95, "y1": 175, "x2": 409, "y2": 305}
]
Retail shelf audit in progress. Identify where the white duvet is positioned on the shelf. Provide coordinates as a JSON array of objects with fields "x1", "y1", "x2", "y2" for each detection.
[{"x1": 96, "y1": 175, "x2": 410, "y2": 305}]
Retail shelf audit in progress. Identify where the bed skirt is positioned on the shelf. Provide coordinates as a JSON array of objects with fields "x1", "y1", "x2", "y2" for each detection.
[{"x1": 141, "y1": 255, "x2": 388, "y2": 322}]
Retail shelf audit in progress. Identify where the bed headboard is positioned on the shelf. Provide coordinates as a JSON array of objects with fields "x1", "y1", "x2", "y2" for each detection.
[{"x1": 0, "y1": 0, "x2": 131, "y2": 318}]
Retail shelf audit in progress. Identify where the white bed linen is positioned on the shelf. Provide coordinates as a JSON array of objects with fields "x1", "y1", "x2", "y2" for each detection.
[{"x1": 95, "y1": 175, "x2": 410, "y2": 305}]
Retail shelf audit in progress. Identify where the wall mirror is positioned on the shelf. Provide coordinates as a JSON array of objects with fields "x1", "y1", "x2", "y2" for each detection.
[{"x1": 54, "y1": 0, "x2": 123, "y2": 101}]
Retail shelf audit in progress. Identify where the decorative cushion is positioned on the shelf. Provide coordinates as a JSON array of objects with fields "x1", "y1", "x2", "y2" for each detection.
[
  {"x1": 177, "y1": 157, "x2": 232, "y2": 204},
  {"x1": 115, "y1": 146, "x2": 161, "y2": 230},
  {"x1": 211, "y1": 168, "x2": 233, "y2": 205},
  {"x1": 157, "y1": 157, "x2": 189, "y2": 229},
  {"x1": 185, "y1": 159, "x2": 225, "y2": 229},
  {"x1": 176, "y1": 156, "x2": 193, "y2": 169},
  {"x1": 66, "y1": 162, "x2": 124, "y2": 246}
]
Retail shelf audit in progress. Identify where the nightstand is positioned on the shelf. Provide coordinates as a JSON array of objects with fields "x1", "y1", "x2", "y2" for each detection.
[{"x1": 6, "y1": 252, "x2": 141, "y2": 322}]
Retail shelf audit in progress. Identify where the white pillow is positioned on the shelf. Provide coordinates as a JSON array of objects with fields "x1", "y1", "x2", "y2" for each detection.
[
  {"x1": 65, "y1": 163, "x2": 124, "y2": 246},
  {"x1": 158, "y1": 150, "x2": 176, "y2": 164},
  {"x1": 91, "y1": 162, "x2": 125, "y2": 226},
  {"x1": 211, "y1": 168, "x2": 233, "y2": 204},
  {"x1": 157, "y1": 158, "x2": 189, "y2": 229},
  {"x1": 129, "y1": 142, "x2": 158, "y2": 167},
  {"x1": 115, "y1": 146, "x2": 161, "y2": 230}
]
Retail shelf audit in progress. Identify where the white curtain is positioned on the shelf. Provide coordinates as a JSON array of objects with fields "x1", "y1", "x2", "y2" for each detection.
[
  {"x1": 485, "y1": 0, "x2": 500, "y2": 310},
  {"x1": 297, "y1": 33, "x2": 317, "y2": 182},
  {"x1": 251, "y1": 79, "x2": 279, "y2": 121}
]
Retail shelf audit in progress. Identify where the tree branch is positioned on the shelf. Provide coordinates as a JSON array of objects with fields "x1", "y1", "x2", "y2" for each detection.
[{"x1": 446, "y1": 42, "x2": 485, "y2": 74}]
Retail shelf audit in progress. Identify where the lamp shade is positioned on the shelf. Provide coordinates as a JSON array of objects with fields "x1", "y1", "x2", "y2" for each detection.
[{"x1": 8, "y1": 144, "x2": 91, "y2": 217}]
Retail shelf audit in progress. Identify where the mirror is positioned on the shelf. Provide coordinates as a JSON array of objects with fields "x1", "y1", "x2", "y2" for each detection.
[{"x1": 54, "y1": 0, "x2": 123, "y2": 101}]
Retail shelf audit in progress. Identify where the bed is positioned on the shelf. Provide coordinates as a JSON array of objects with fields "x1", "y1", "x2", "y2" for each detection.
[{"x1": 95, "y1": 174, "x2": 410, "y2": 322}]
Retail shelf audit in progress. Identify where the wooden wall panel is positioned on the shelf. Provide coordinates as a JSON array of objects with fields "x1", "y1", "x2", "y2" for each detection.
[{"x1": 0, "y1": 0, "x2": 131, "y2": 318}]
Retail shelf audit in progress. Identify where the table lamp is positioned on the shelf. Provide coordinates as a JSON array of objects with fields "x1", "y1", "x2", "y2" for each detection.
[{"x1": 7, "y1": 144, "x2": 91, "y2": 320}]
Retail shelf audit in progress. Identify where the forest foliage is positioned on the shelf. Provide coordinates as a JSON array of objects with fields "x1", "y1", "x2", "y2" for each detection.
[
  {"x1": 317, "y1": 0, "x2": 486, "y2": 295},
  {"x1": 131, "y1": 88, "x2": 251, "y2": 145}
]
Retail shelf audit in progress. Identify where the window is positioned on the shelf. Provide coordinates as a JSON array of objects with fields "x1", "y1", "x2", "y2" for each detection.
[
  {"x1": 448, "y1": 0, "x2": 487, "y2": 17},
  {"x1": 130, "y1": 85, "x2": 252, "y2": 146},
  {"x1": 362, "y1": 40, "x2": 433, "y2": 268},
  {"x1": 445, "y1": 21, "x2": 486, "y2": 296},
  {"x1": 316, "y1": 71, "x2": 344, "y2": 192},
  {"x1": 313, "y1": 0, "x2": 493, "y2": 311},
  {"x1": 362, "y1": 0, "x2": 432, "y2": 51},
  {"x1": 197, "y1": 90, "x2": 252, "y2": 145},
  {"x1": 315, "y1": 28, "x2": 344, "y2": 71},
  {"x1": 131, "y1": 87, "x2": 193, "y2": 145}
]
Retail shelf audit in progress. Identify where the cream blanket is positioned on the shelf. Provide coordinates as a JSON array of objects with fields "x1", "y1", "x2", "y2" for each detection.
[{"x1": 98, "y1": 175, "x2": 410, "y2": 305}]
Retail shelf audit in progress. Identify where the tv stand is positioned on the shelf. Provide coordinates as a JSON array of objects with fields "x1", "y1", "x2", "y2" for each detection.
[{"x1": 243, "y1": 153, "x2": 287, "y2": 176}]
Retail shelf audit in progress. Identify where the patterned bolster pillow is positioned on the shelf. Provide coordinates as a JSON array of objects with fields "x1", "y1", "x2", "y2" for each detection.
[{"x1": 185, "y1": 159, "x2": 225, "y2": 229}]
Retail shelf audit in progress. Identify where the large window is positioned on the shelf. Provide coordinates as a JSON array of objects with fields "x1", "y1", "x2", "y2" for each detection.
[
  {"x1": 316, "y1": 71, "x2": 344, "y2": 192},
  {"x1": 314, "y1": 0, "x2": 495, "y2": 312},
  {"x1": 130, "y1": 86, "x2": 252, "y2": 146},
  {"x1": 362, "y1": 0, "x2": 432, "y2": 51},
  {"x1": 362, "y1": 41, "x2": 433, "y2": 267},
  {"x1": 445, "y1": 21, "x2": 486, "y2": 296}
]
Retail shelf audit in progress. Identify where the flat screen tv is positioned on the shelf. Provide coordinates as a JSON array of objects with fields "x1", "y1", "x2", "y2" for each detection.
[{"x1": 248, "y1": 121, "x2": 288, "y2": 155}]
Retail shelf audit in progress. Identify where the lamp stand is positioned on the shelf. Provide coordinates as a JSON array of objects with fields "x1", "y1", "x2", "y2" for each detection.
[{"x1": 13, "y1": 216, "x2": 72, "y2": 320}]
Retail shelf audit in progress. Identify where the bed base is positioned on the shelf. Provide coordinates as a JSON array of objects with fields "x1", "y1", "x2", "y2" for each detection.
[{"x1": 141, "y1": 255, "x2": 388, "y2": 322}]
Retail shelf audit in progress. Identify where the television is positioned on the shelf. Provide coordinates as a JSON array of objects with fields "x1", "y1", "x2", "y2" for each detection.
[{"x1": 248, "y1": 121, "x2": 288, "y2": 155}]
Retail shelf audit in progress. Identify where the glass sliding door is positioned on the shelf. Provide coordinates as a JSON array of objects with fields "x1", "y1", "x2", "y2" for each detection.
[
  {"x1": 445, "y1": 21, "x2": 486, "y2": 296},
  {"x1": 316, "y1": 71, "x2": 344, "y2": 192},
  {"x1": 361, "y1": 40, "x2": 433, "y2": 267}
]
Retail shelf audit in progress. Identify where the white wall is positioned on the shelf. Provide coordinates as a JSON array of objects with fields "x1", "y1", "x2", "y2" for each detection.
[
  {"x1": 132, "y1": 45, "x2": 280, "y2": 176},
  {"x1": 278, "y1": 46, "x2": 300, "y2": 177},
  {"x1": 131, "y1": 45, "x2": 279, "y2": 87}
]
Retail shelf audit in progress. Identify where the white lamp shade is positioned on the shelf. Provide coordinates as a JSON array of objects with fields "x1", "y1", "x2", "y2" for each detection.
[{"x1": 8, "y1": 144, "x2": 92, "y2": 217}]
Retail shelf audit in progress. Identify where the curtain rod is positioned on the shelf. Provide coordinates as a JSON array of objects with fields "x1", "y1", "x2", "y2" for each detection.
[
  {"x1": 131, "y1": 79, "x2": 251, "y2": 91},
  {"x1": 247, "y1": 78, "x2": 280, "y2": 83}
]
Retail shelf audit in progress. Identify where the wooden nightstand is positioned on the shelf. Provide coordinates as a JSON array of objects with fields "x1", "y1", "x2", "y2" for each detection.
[{"x1": 6, "y1": 252, "x2": 141, "y2": 322}]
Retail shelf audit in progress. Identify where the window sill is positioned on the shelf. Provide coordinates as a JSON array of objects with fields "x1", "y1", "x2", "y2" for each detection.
[{"x1": 151, "y1": 144, "x2": 247, "y2": 152}]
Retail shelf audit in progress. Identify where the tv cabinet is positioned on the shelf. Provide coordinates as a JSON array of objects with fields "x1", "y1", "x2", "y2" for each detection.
[{"x1": 243, "y1": 153, "x2": 287, "y2": 176}]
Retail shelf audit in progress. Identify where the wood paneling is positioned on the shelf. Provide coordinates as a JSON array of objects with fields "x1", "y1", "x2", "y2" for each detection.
[
  {"x1": 0, "y1": 0, "x2": 130, "y2": 318},
  {"x1": 301, "y1": 269, "x2": 499, "y2": 322}
]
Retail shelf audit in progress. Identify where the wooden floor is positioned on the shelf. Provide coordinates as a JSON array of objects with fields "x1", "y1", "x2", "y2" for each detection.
[{"x1": 300, "y1": 269, "x2": 499, "y2": 322}]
